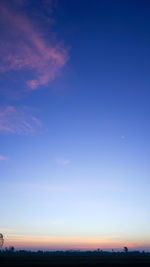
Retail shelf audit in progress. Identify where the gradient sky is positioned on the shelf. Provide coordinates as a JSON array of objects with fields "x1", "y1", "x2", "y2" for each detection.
[{"x1": 0, "y1": 0, "x2": 150, "y2": 251}]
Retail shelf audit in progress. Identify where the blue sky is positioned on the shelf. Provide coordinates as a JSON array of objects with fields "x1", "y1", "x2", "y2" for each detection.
[{"x1": 0, "y1": 0, "x2": 150, "y2": 250}]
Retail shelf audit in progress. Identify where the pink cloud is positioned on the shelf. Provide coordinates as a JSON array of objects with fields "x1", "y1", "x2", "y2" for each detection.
[
  {"x1": 0, "y1": 1, "x2": 69, "y2": 91},
  {"x1": 55, "y1": 158, "x2": 70, "y2": 165},
  {"x1": 0, "y1": 106, "x2": 42, "y2": 135},
  {"x1": 0, "y1": 155, "x2": 7, "y2": 160}
]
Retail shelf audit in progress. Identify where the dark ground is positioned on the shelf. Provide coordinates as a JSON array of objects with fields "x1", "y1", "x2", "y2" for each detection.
[{"x1": 1, "y1": 251, "x2": 150, "y2": 267}]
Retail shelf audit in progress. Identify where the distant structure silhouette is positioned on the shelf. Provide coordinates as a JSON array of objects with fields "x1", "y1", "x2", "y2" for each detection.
[{"x1": 0, "y1": 233, "x2": 4, "y2": 248}]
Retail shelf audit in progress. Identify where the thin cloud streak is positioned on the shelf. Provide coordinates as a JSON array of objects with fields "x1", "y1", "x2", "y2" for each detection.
[
  {"x1": 0, "y1": 182, "x2": 71, "y2": 193},
  {"x1": 0, "y1": 106, "x2": 42, "y2": 135},
  {"x1": 0, "y1": 0, "x2": 69, "y2": 91},
  {"x1": 55, "y1": 158, "x2": 70, "y2": 165}
]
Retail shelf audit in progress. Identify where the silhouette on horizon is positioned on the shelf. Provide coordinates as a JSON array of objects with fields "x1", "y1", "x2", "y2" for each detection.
[{"x1": 0, "y1": 234, "x2": 4, "y2": 248}]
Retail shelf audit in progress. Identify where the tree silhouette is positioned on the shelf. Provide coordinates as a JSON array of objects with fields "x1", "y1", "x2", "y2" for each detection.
[
  {"x1": 124, "y1": 247, "x2": 128, "y2": 253},
  {"x1": 0, "y1": 234, "x2": 4, "y2": 248}
]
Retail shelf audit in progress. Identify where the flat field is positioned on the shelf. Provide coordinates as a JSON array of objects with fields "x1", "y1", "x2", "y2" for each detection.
[{"x1": 1, "y1": 251, "x2": 150, "y2": 266}]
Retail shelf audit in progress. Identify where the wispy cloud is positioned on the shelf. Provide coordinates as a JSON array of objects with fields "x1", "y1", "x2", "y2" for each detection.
[
  {"x1": 50, "y1": 219, "x2": 65, "y2": 225},
  {"x1": 0, "y1": 181, "x2": 71, "y2": 193},
  {"x1": 0, "y1": 155, "x2": 7, "y2": 160},
  {"x1": 0, "y1": 106, "x2": 42, "y2": 135},
  {"x1": 55, "y1": 158, "x2": 70, "y2": 165},
  {"x1": 0, "y1": 0, "x2": 69, "y2": 92},
  {"x1": 21, "y1": 183, "x2": 71, "y2": 192}
]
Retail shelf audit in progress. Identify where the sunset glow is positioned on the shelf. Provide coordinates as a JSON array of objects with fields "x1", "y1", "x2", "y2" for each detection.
[{"x1": 0, "y1": 0, "x2": 150, "y2": 252}]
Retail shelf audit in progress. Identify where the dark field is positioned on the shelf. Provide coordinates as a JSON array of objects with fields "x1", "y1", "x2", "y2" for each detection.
[{"x1": 1, "y1": 251, "x2": 150, "y2": 267}]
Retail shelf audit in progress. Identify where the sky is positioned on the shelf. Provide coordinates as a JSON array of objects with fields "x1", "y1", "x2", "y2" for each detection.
[{"x1": 0, "y1": 0, "x2": 150, "y2": 251}]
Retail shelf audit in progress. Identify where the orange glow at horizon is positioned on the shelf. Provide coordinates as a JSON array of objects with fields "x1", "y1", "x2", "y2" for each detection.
[{"x1": 4, "y1": 235, "x2": 150, "y2": 251}]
